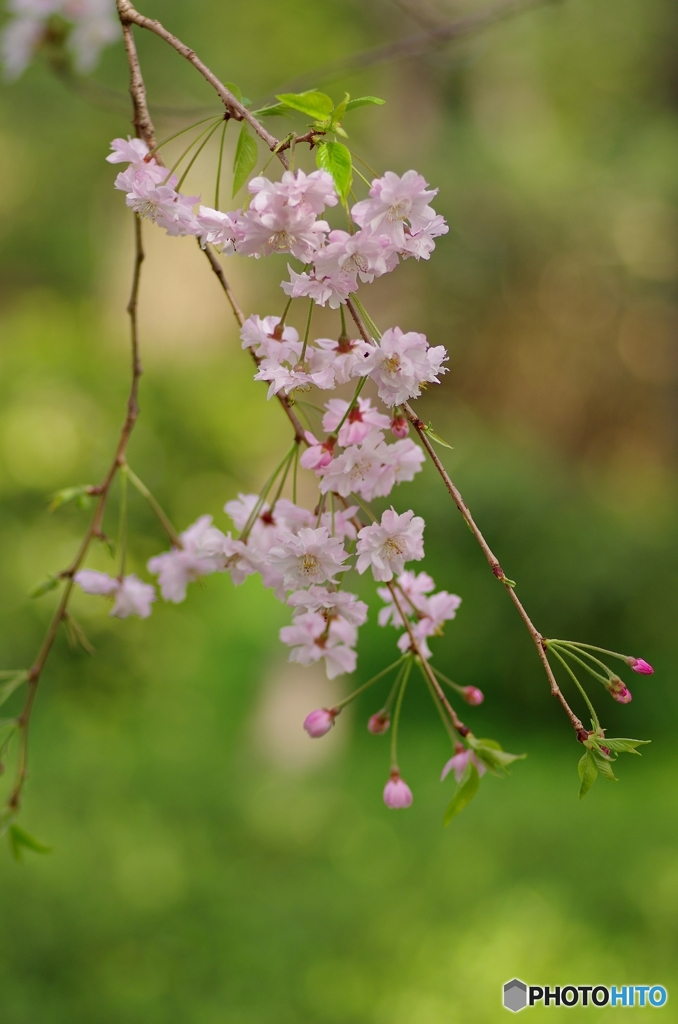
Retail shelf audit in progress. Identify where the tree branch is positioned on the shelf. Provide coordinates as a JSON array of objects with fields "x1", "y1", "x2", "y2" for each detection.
[{"x1": 344, "y1": 296, "x2": 586, "y2": 738}]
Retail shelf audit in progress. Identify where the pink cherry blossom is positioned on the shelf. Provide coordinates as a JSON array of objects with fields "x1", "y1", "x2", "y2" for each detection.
[
  {"x1": 303, "y1": 707, "x2": 337, "y2": 738},
  {"x1": 148, "y1": 515, "x2": 228, "y2": 602},
  {"x1": 287, "y1": 585, "x2": 368, "y2": 627},
  {"x1": 110, "y1": 575, "x2": 156, "y2": 619},
  {"x1": 239, "y1": 314, "x2": 301, "y2": 362},
  {"x1": 267, "y1": 527, "x2": 348, "y2": 590},
  {"x1": 606, "y1": 677, "x2": 632, "y2": 703},
  {"x1": 197, "y1": 206, "x2": 243, "y2": 253},
  {"x1": 238, "y1": 201, "x2": 329, "y2": 261},
  {"x1": 355, "y1": 326, "x2": 448, "y2": 407},
  {"x1": 322, "y1": 397, "x2": 391, "y2": 447},
  {"x1": 313, "y1": 228, "x2": 397, "y2": 284},
  {"x1": 123, "y1": 178, "x2": 201, "y2": 237},
  {"x1": 351, "y1": 170, "x2": 441, "y2": 249},
  {"x1": 318, "y1": 505, "x2": 359, "y2": 542},
  {"x1": 249, "y1": 169, "x2": 338, "y2": 215},
  {"x1": 74, "y1": 570, "x2": 155, "y2": 619},
  {"x1": 378, "y1": 570, "x2": 436, "y2": 627},
  {"x1": 316, "y1": 430, "x2": 393, "y2": 501},
  {"x1": 441, "y1": 748, "x2": 486, "y2": 783},
  {"x1": 281, "y1": 264, "x2": 355, "y2": 309},
  {"x1": 280, "y1": 611, "x2": 357, "y2": 678},
  {"x1": 356, "y1": 508, "x2": 425, "y2": 582},
  {"x1": 299, "y1": 432, "x2": 336, "y2": 470},
  {"x1": 391, "y1": 415, "x2": 409, "y2": 438},
  {"x1": 401, "y1": 214, "x2": 449, "y2": 260},
  {"x1": 367, "y1": 712, "x2": 390, "y2": 734},
  {"x1": 383, "y1": 772, "x2": 413, "y2": 808},
  {"x1": 627, "y1": 657, "x2": 654, "y2": 675},
  {"x1": 310, "y1": 336, "x2": 371, "y2": 386},
  {"x1": 107, "y1": 136, "x2": 151, "y2": 165}
]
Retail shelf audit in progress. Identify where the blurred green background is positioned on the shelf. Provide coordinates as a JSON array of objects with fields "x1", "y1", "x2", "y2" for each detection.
[{"x1": 1, "y1": 0, "x2": 677, "y2": 1020}]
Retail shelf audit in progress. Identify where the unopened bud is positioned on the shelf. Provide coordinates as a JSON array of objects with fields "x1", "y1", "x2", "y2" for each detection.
[
  {"x1": 383, "y1": 771, "x2": 413, "y2": 809},
  {"x1": 303, "y1": 707, "x2": 337, "y2": 738},
  {"x1": 600, "y1": 745, "x2": 611, "y2": 756},
  {"x1": 626, "y1": 657, "x2": 654, "y2": 675},
  {"x1": 606, "y1": 677, "x2": 632, "y2": 704},
  {"x1": 368, "y1": 712, "x2": 390, "y2": 734},
  {"x1": 390, "y1": 416, "x2": 409, "y2": 439},
  {"x1": 462, "y1": 686, "x2": 484, "y2": 706}
]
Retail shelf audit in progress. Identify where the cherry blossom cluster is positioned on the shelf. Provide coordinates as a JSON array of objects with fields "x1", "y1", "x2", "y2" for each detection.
[{"x1": 2, "y1": 0, "x2": 117, "y2": 80}]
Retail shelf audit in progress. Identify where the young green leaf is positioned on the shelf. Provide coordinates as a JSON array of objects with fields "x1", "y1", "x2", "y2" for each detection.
[
  {"x1": 275, "y1": 90, "x2": 334, "y2": 120},
  {"x1": 253, "y1": 103, "x2": 292, "y2": 119},
  {"x1": 0, "y1": 672, "x2": 28, "y2": 709},
  {"x1": 593, "y1": 752, "x2": 618, "y2": 781},
  {"x1": 467, "y1": 736, "x2": 526, "y2": 774},
  {"x1": 345, "y1": 96, "x2": 386, "y2": 111},
  {"x1": 316, "y1": 141, "x2": 353, "y2": 202},
  {"x1": 30, "y1": 575, "x2": 60, "y2": 599},
  {"x1": 49, "y1": 485, "x2": 92, "y2": 513},
  {"x1": 224, "y1": 81, "x2": 243, "y2": 102},
  {"x1": 232, "y1": 123, "x2": 258, "y2": 197},
  {"x1": 578, "y1": 750, "x2": 598, "y2": 798},
  {"x1": 331, "y1": 92, "x2": 350, "y2": 124},
  {"x1": 604, "y1": 738, "x2": 650, "y2": 755},
  {"x1": 424, "y1": 424, "x2": 454, "y2": 450},
  {"x1": 8, "y1": 824, "x2": 52, "y2": 862},
  {"x1": 444, "y1": 763, "x2": 480, "y2": 825}
]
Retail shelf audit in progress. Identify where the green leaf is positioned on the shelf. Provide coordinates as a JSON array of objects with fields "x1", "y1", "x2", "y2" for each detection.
[
  {"x1": 253, "y1": 103, "x2": 292, "y2": 119},
  {"x1": 30, "y1": 575, "x2": 60, "y2": 598},
  {"x1": 604, "y1": 737, "x2": 650, "y2": 755},
  {"x1": 232, "y1": 124, "x2": 258, "y2": 197},
  {"x1": 468, "y1": 736, "x2": 526, "y2": 774},
  {"x1": 316, "y1": 141, "x2": 353, "y2": 202},
  {"x1": 49, "y1": 485, "x2": 92, "y2": 513},
  {"x1": 224, "y1": 81, "x2": 242, "y2": 102},
  {"x1": 345, "y1": 96, "x2": 386, "y2": 111},
  {"x1": 8, "y1": 825, "x2": 51, "y2": 862},
  {"x1": 0, "y1": 672, "x2": 28, "y2": 709},
  {"x1": 424, "y1": 424, "x2": 454, "y2": 450},
  {"x1": 444, "y1": 763, "x2": 480, "y2": 825},
  {"x1": 331, "y1": 92, "x2": 350, "y2": 123},
  {"x1": 593, "y1": 752, "x2": 618, "y2": 781},
  {"x1": 578, "y1": 750, "x2": 598, "y2": 798},
  {"x1": 275, "y1": 90, "x2": 334, "y2": 120}
]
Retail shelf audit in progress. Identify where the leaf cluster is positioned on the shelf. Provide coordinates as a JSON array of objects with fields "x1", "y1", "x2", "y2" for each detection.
[{"x1": 578, "y1": 734, "x2": 650, "y2": 799}]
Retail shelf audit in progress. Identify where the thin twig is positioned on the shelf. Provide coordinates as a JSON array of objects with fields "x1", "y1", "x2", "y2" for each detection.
[
  {"x1": 5, "y1": 214, "x2": 146, "y2": 817},
  {"x1": 344, "y1": 296, "x2": 585, "y2": 739},
  {"x1": 116, "y1": 0, "x2": 288, "y2": 167}
]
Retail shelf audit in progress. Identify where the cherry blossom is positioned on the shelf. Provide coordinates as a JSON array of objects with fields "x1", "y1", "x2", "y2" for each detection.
[
  {"x1": 2, "y1": 0, "x2": 118, "y2": 80},
  {"x1": 267, "y1": 527, "x2": 348, "y2": 590},
  {"x1": 441, "y1": 748, "x2": 486, "y2": 783},
  {"x1": 280, "y1": 611, "x2": 357, "y2": 678},
  {"x1": 148, "y1": 515, "x2": 229, "y2": 603},
  {"x1": 239, "y1": 314, "x2": 301, "y2": 363},
  {"x1": 197, "y1": 206, "x2": 243, "y2": 253},
  {"x1": 322, "y1": 397, "x2": 391, "y2": 447},
  {"x1": 280, "y1": 263, "x2": 354, "y2": 309},
  {"x1": 355, "y1": 326, "x2": 448, "y2": 407},
  {"x1": 249, "y1": 168, "x2": 338, "y2": 215},
  {"x1": 287, "y1": 585, "x2": 368, "y2": 628},
  {"x1": 356, "y1": 509, "x2": 425, "y2": 582},
  {"x1": 309, "y1": 335, "x2": 370, "y2": 387},
  {"x1": 74, "y1": 569, "x2": 156, "y2": 619},
  {"x1": 351, "y1": 170, "x2": 442, "y2": 249},
  {"x1": 627, "y1": 657, "x2": 654, "y2": 675},
  {"x1": 237, "y1": 201, "x2": 329, "y2": 261}
]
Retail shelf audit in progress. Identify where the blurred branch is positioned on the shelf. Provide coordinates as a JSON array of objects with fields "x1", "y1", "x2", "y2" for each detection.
[
  {"x1": 276, "y1": 0, "x2": 561, "y2": 93},
  {"x1": 3, "y1": 214, "x2": 147, "y2": 822},
  {"x1": 344, "y1": 297, "x2": 587, "y2": 739}
]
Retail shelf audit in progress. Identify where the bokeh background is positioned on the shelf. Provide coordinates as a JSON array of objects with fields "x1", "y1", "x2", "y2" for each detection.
[{"x1": 1, "y1": 0, "x2": 677, "y2": 1020}]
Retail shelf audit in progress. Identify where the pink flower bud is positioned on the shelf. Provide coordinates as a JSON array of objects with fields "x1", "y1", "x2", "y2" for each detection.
[
  {"x1": 383, "y1": 771, "x2": 413, "y2": 809},
  {"x1": 303, "y1": 708, "x2": 336, "y2": 738},
  {"x1": 606, "y1": 677, "x2": 632, "y2": 704},
  {"x1": 368, "y1": 712, "x2": 390, "y2": 734},
  {"x1": 627, "y1": 657, "x2": 654, "y2": 675},
  {"x1": 390, "y1": 416, "x2": 409, "y2": 439},
  {"x1": 600, "y1": 745, "x2": 611, "y2": 756},
  {"x1": 462, "y1": 686, "x2": 484, "y2": 706}
]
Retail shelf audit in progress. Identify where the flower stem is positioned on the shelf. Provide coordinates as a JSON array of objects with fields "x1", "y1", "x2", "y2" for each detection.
[
  {"x1": 334, "y1": 656, "x2": 406, "y2": 712},
  {"x1": 177, "y1": 119, "x2": 222, "y2": 191},
  {"x1": 548, "y1": 642, "x2": 612, "y2": 685},
  {"x1": 214, "y1": 118, "x2": 228, "y2": 209},
  {"x1": 124, "y1": 464, "x2": 182, "y2": 548},
  {"x1": 117, "y1": 465, "x2": 128, "y2": 579},
  {"x1": 389, "y1": 656, "x2": 412, "y2": 770},
  {"x1": 299, "y1": 298, "x2": 315, "y2": 363},
  {"x1": 549, "y1": 646, "x2": 600, "y2": 731}
]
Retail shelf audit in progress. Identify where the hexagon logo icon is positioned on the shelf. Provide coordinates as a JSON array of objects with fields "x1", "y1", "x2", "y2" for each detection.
[{"x1": 503, "y1": 978, "x2": 528, "y2": 1012}]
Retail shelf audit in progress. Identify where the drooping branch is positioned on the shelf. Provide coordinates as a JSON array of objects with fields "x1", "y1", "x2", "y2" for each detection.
[
  {"x1": 344, "y1": 297, "x2": 586, "y2": 738},
  {"x1": 115, "y1": 0, "x2": 287, "y2": 166}
]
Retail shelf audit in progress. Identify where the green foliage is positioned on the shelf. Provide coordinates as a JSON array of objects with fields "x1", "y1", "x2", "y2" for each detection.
[
  {"x1": 275, "y1": 89, "x2": 334, "y2": 120},
  {"x1": 7, "y1": 824, "x2": 51, "y2": 862},
  {"x1": 345, "y1": 96, "x2": 385, "y2": 111},
  {"x1": 29, "y1": 575, "x2": 61, "y2": 598},
  {"x1": 578, "y1": 750, "x2": 599, "y2": 798},
  {"x1": 48, "y1": 485, "x2": 92, "y2": 512},
  {"x1": 467, "y1": 736, "x2": 526, "y2": 775},
  {"x1": 0, "y1": 672, "x2": 28, "y2": 710},
  {"x1": 423, "y1": 422, "x2": 454, "y2": 449},
  {"x1": 443, "y1": 761, "x2": 480, "y2": 825},
  {"x1": 232, "y1": 123, "x2": 258, "y2": 196},
  {"x1": 315, "y1": 141, "x2": 352, "y2": 202}
]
